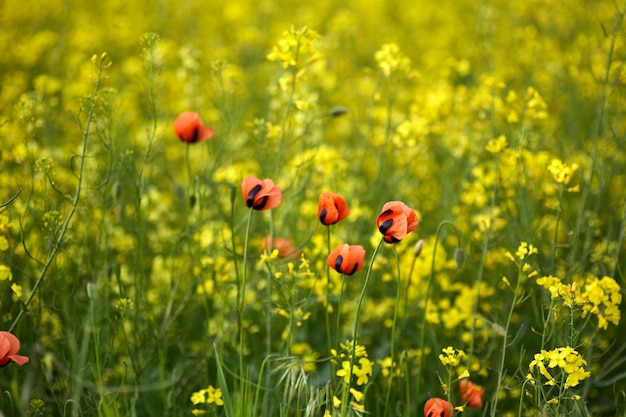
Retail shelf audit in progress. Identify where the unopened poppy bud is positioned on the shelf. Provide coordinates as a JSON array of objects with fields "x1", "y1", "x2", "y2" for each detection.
[
  {"x1": 329, "y1": 106, "x2": 349, "y2": 117},
  {"x1": 111, "y1": 181, "x2": 122, "y2": 202},
  {"x1": 86, "y1": 281, "x2": 98, "y2": 301},
  {"x1": 413, "y1": 239, "x2": 424, "y2": 257},
  {"x1": 173, "y1": 183, "x2": 185, "y2": 201},
  {"x1": 454, "y1": 247, "x2": 465, "y2": 269},
  {"x1": 189, "y1": 193, "x2": 197, "y2": 209}
]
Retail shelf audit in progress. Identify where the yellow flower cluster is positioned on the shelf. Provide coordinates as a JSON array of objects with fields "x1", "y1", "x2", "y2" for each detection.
[
  {"x1": 535, "y1": 274, "x2": 621, "y2": 329},
  {"x1": 266, "y1": 25, "x2": 323, "y2": 69},
  {"x1": 576, "y1": 275, "x2": 622, "y2": 330},
  {"x1": 374, "y1": 43, "x2": 411, "y2": 77},
  {"x1": 547, "y1": 159, "x2": 579, "y2": 185},
  {"x1": 332, "y1": 340, "x2": 372, "y2": 386},
  {"x1": 190, "y1": 385, "x2": 224, "y2": 415},
  {"x1": 528, "y1": 347, "x2": 590, "y2": 389},
  {"x1": 439, "y1": 346, "x2": 466, "y2": 367},
  {"x1": 536, "y1": 275, "x2": 575, "y2": 306},
  {"x1": 485, "y1": 135, "x2": 508, "y2": 154}
]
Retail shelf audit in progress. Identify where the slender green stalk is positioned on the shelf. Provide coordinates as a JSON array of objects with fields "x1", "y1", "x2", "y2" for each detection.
[
  {"x1": 239, "y1": 208, "x2": 255, "y2": 397},
  {"x1": 274, "y1": 47, "x2": 299, "y2": 180},
  {"x1": 550, "y1": 183, "x2": 565, "y2": 275},
  {"x1": 324, "y1": 226, "x2": 335, "y2": 383},
  {"x1": 466, "y1": 156, "x2": 498, "y2": 370},
  {"x1": 340, "y1": 238, "x2": 384, "y2": 417},
  {"x1": 383, "y1": 246, "x2": 402, "y2": 417},
  {"x1": 10, "y1": 60, "x2": 107, "y2": 332},
  {"x1": 491, "y1": 260, "x2": 524, "y2": 416},
  {"x1": 567, "y1": 7, "x2": 624, "y2": 275},
  {"x1": 416, "y1": 221, "x2": 461, "y2": 397}
]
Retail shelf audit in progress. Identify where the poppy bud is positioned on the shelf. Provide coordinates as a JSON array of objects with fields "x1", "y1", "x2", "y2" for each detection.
[
  {"x1": 173, "y1": 112, "x2": 215, "y2": 143},
  {"x1": 241, "y1": 176, "x2": 282, "y2": 211},
  {"x1": 329, "y1": 106, "x2": 349, "y2": 117},
  {"x1": 413, "y1": 239, "x2": 424, "y2": 257},
  {"x1": 454, "y1": 247, "x2": 465, "y2": 269},
  {"x1": 0, "y1": 331, "x2": 29, "y2": 367},
  {"x1": 376, "y1": 201, "x2": 419, "y2": 243},
  {"x1": 318, "y1": 192, "x2": 350, "y2": 226},
  {"x1": 327, "y1": 244, "x2": 366, "y2": 275},
  {"x1": 423, "y1": 397, "x2": 453, "y2": 417}
]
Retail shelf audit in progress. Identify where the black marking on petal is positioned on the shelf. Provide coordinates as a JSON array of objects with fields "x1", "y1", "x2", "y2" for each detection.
[
  {"x1": 385, "y1": 235, "x2": 401, "y2": 244},
  {"x1": 334, "y1": 255, "x2": 344, "y2": 273},
  {"x1": 378, "y1": 218, "x2": 394, "y2": 234},
  {"x1": 439, "y1": 412, "x2": 444, "y2": 417},
  {"x1": 349, "y1": 262, "x2": 359, "y2": 275},
  {"x1": 190, "y1": 126, "x2": 199, "y2": 143},
  {"x1": 253, "y1": 195, "x2": 269, "y2": 210},
  {"x1": 246, "y1": 184, "x2": 263, "y2": 208},
  {"x1": 320, "y1": 207, "x2": 328, "y2": 224}
]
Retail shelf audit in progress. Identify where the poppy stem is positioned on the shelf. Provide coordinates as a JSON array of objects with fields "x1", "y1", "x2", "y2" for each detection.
[
  {"x1": 415, "y1": 220, "x2": 462, "y2": 401},
  {"x1": 383, "y1": 246, "x2": 402, "y2": 417},
  {"x1": 340, "y1": 237, "x2": 384, "y2": 417},
  {"x1": 239, "y1": 208, "x2": 255, "y2": 397},
  {"x1": 325, "y1": 226, "x2": 335, "y2": 383}
]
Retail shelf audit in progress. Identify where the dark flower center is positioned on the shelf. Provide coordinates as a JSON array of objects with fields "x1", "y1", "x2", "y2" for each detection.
[
  {"x1": 246, "y1": 184, "x2": 263, "y2": 208},
  {"x1": 378, "y1": 218, "x2": 394, "y2": 234},
  {"x1": 334, "y1": 255, "x2": 344, "y2": 273},
  {"x1": 320, "y1": 207, "x2": 328, "y2": 224}
]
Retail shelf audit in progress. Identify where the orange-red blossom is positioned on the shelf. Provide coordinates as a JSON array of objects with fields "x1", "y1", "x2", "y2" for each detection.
[
  {"x1": 317, "y1": 192, "x2": 349, "y2": 225},
  {"x1": 327, "y1": 244, "x2": 366, "y2": 276},
  {"x1": 242, "y1": 176, "x2": 282, "y2": 211},
  {"x1": 376, "y1": 201, "x2": 419, "y2": 243},
  {"x1": 0, "y1": 331, "x2": 29, "y2": 367},
  {"x1": 460, "y1": 379, "x2": 485, "y2": 408},
  {"x1": 173, "y1": 112, "x2": 215, "y2": 143},
  {"x1": 424, "y1": 398, "x2": 453, "y2": 417}
]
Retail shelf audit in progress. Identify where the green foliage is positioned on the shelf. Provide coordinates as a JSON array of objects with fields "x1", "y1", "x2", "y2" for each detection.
[{"x1": 1, "y1": 0, "x2": 625, "y2": 416}]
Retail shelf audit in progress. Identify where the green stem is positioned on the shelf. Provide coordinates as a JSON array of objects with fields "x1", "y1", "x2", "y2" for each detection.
[
  {"x1": 467, "y1": 156, "x2": 498, "y2": 369},
  {"x1": 239, "y1": 208, "x2": 255, "y2": 396},
  {"x1": 416, "y1": 221, "x2": 461, "y2": 397},
  {"x1": 10, "y1": 64, "x2": 105, "y2": 332},
  {"x1": 325, "y1": 226, "x2": 335, "y2": 383},
  {"x1": 492, "y1": 261, "x2": 523, "y2": 416},
  {"x1": 340, "y1": 238, "x2": 385, "y2": 417},
  {"x1": 383, "y1": 246, "x2": 402, "y2": 417},
  {"x1": 550, "y1": 183, "x2": 565, "y2": 275}
]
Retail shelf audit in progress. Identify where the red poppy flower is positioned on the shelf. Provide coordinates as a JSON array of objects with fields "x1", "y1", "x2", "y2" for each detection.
[
  {"x1": 460, "y1": 379, "x2": 485, "y2": 408},
  {"x1": 261, "y1": 236, "x2": 301, "y2": 259},
  {"x1": 0, "y1": 331, "x2": 29, "y2": 367},
  {"x1": 424, "y1": 398, "x2": 453, "y2": 417},
  {"x1": 242, "y1": 176, "x2": 282, "y2": 211},
  {"x1": 317, "y1": 192, "x2": 350, "y2": 226},
  {"x1": 173, "y1": 112, "x2": 215, "y2": 143},
  {"x1": 327, "y1": 244, "x2": 366, "y2": 275},
  {"x1": 376, "y1": 201, "x2": 419, "y2": 243}
]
